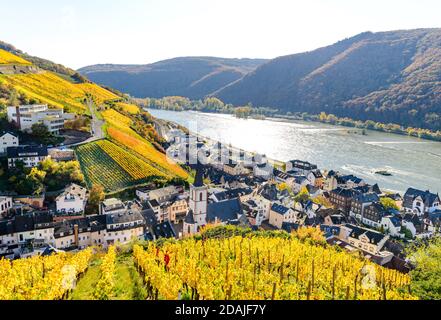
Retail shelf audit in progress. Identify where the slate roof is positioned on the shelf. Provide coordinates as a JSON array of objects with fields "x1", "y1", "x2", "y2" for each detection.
[
  {"x1": 7, "y1": 145, "x2": 48, "y2": 158},
  {"x1": 271, "y1": 203, "x2": 290, "y2": 215},
  {"x1": 193, "y1": 162, "x2": 205, "y2": 187},
  {"x1": 207, "y1": 198, "x2": 242, "y2": 223},
  {"x1": 338, "y1": 175, "x2": 362, "y2": 185},
  {"x1": 212, "y1": 188, "x2": 253, "y2": 201},
  {"x1": 353, "y1": 192, "x2": 380, "y2": 203},
  {"x1": 184, "y1": 209, "x2": 195, "y2": 224},
  {"x1": 0, "y1": 131, "x2": 18, "y2": 138},
  {"x1": 14, "y1": 215, "x2": 35, "y2": 233},
  {"x1": 106, "y1": 210, "x2": 144, "y2": 225},
  {"x1": 384, "y1": 215, "x2": 402, "y2": 228},
  {"x1": 331, "y1": 187, "x2": 361, "y2": 199},
  {"x1": 320, "y1": 225, "x2": 341, "y2": 238},
  {"x1": 153, "y1": 221, "x2": 177, "y2": 239},
  {"x1": 0, "y1": 220, "x2": 14, "y2": 236},
  {"x1": 282, "y1": 222, "x2": 300, "y2": 233},
  {"x1": 345, "y1": 224, "x2": 386, "y2": 245}
]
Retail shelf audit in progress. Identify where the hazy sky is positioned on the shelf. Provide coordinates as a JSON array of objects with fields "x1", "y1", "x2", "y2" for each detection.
[{"x1": 1, "y1": 0, "x2": 440, "y2": 69}]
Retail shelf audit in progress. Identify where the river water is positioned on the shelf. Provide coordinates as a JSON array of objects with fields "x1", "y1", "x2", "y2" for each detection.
[{"x1": 148, "y1": 109, "x2": 441, "y2": 194}]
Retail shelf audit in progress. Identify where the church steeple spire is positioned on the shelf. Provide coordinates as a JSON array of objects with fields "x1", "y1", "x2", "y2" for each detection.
[{"x1": 193, "y1": 161, "x2": 204, "y2": 187}]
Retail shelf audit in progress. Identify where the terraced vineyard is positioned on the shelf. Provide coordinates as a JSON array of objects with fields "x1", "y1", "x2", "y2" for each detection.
[
  {"x1": 76, "y1": 140, "x2": 167, "y2": 192},
  {"x1": 0, "y1": 48, "x2": 31, "y2": 65},
  {"x1": 108, "y1": 126, "x2": 188, "y2": 179},
  {"x1": 96, "y1": 140, "x2": 166, "y2": 180},
  {"x1": 0, "y1": 71, "x2": 118, "y2": 114},
  {"x1": 116, "y1": 102, "x2": 141, "y2": 114}
]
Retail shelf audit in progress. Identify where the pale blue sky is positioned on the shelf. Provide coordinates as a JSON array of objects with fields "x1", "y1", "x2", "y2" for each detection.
[{"x1": 1, "y1": 0, "x2": 440, "y2": 69}]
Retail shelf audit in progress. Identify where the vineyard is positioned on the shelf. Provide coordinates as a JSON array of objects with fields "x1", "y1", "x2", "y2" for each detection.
[
  {"x1": 116, "y1": 102, "x2": 141, "y2": 114},
  {"x1": 108, "y1": 126, "x2": 188, "y2": 179},
  {"x1": 0, "y1": 71, "x2": 119, "y2": 114},
  {"x1": 75, "y1": 140, "x2": 167, "y2": 192},
  {"x1": 0, "y1": 227, "x2": 422, "y2": 300},
  {"x1": 95, "y1": 140, "x2": 166, "y2": 180},
  {"x1": 132, "y1": 229, "x2": 417, "y2": 300},
  {"x1": 0, "y1": 48, "x2": 31, "y2": 65},
  {"x1": 0, "y1": 249, "x2": 93, "y2": 300}
]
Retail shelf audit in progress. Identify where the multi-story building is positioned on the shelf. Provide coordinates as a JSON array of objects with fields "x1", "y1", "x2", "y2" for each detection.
[
  {"x1": 329, "y1": 187, "x2": 360, "y2": 215},
  {"x1": 7, "y1": 145, "x2": 49, "y2": 168},
  {"x1": 7, "y1": 104, "x2": 74, "y2": 134}
]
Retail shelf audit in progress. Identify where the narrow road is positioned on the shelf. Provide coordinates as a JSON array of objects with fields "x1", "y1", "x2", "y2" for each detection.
[{"x1": 52, "y1": 99, "x2": 105, "y2": 150}]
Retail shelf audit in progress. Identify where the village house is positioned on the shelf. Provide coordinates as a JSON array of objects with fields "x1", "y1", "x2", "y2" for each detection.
[
  {"x1": 100, "y1": 198, "x2": 127, "y2": 215},
  {"x1": 162, "y1": 195, "x2": 189, "y2": 224},
  {"x1": 209, "y1": 187, "x2": 253, "y2": 203},
  {"x1": 253, "y1": 163, "x2": 274, "y2": 180},
  {"x1": 269, "y1": 203, "x2": 297, "y2": 229},
  {"x1": 0, "y1": 131, "x2": 19, "y2": 154},
  {"x1": 105, "y1": 210, "x2": 145, "y2": 246},
  {"x1": 426, "y1": 210, "x2": 441, "y2": 235},
  {"x1": 242, "y1": 199, "x2": 266, "y2": 226},
  {"x1": 350, "y1": 193, "x2": 380, "y2": 220},
  {"x1": 136, "y1": 185, "x2": 182, "y2": 203},
  {"x1": 293, "y1": 176, "x2": 310, "y2": 193},
  {"x1": 340, "y1": 224, "x2": 390, "y2": 256},
  {"x1": 323, "y1": 170, "x2": 339, "y2": 191},
  {"x1": 56, "y1": 183, "x2": 89, "y2": 215},
  {"x1": 381, "y1": 215, "x2": 403, "y2": 238},
  {"x1": 403, "y1": 188, "x2": 440, "y2": 216},
  {"x1": 362, "y1": 202, "x2": 387, "y2": 228},
  {"x1": 223, "y1": 162, "x2": 249, "y2": 176},
  {"x1": 273, "y1": 169, "x2": 295, "y2": 187},
  {"x1": 285, "y1": 160, "x2": 318, "y2": 175},
  {"x1": 7, "y1": 145, "x2": 49, "y2": 168},
  {"x1": 307, "y1": 170, "x2": 324, "y2": 189},
  {"x1": 337, "y1": 175, "x2": 365, "y2": 188}
]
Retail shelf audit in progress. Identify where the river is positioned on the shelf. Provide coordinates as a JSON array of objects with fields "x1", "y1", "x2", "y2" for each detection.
[{"x1": 148, "y1": 109, "x2": 441, "y2": 194}]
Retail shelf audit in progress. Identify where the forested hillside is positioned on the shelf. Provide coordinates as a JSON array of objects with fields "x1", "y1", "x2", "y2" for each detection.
[{"x1": 215, "y1": 29, "x2": 441, "y2": 130}]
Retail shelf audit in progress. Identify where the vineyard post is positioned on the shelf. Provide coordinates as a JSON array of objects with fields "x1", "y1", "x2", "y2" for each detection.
[
  {"x1": 354, "y1": 274, "x2": 358, "y2": 300},
  {"x1": 271, "y1": 283, "x2": 277, "y2": 300},
  {"x1": 306, "y1": 281, "x2": 311, "y2": 300},
  {"x1": 332, "y1": 265, "x2": 336, "y2": 300}
]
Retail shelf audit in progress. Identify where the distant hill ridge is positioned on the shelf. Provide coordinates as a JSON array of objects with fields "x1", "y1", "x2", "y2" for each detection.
[{"x1": 79, "y1": 56, "x2": 268, "y2": 100}]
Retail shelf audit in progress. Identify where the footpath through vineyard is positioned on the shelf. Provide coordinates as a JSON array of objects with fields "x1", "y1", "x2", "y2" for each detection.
[{"x1": 71, "y1": 248, "x2": 146, "y2": 300}]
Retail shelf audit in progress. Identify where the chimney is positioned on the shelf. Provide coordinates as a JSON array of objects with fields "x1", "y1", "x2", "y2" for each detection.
[
  {"x1": 15, "y1": 106, "x2": 21, "y2": 130},
  {"x1": 74, "y1": 224, "x2": 79, "y2": 247}
]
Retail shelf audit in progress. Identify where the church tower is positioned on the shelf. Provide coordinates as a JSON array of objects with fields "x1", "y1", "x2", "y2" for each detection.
[{"x1": 189, "y1": 163, "x2": 208, "y2": 227}]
